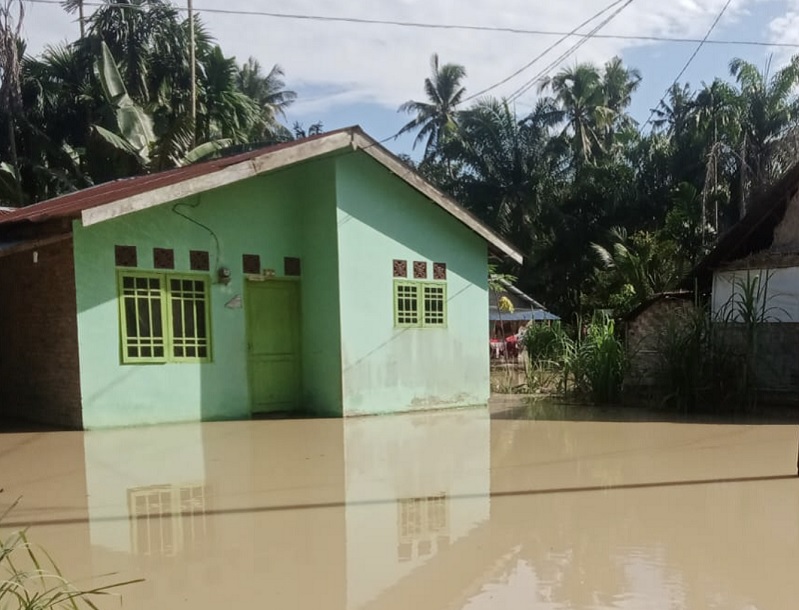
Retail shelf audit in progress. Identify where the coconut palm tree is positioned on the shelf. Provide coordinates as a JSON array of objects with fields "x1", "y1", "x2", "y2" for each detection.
[
  {"x1": 539, "y1": 63, "x2": 609, "y2": 166},
  {"x1": 397, "y1": 53, "x2": 466, "y2": 160},
  {"x1": 237, "y1": 58, "x2": 296, "y2": 142}
]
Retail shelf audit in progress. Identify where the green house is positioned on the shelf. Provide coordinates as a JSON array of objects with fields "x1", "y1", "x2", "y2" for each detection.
[{"x1": 0, "y1": 127, "x2": 521, "y2": 429}]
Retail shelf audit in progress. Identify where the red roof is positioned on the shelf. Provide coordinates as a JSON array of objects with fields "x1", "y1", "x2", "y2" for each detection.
[{"x1": 0, "y1": 128, "x2": 351, "y2": 227}]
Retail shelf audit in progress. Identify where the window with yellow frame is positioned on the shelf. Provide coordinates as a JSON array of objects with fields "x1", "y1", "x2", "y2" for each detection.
[
  {"x1": 118, "y1": 271, "x2": 211, "y2": 363},
  {"x1": 393, "y1": 280, "x2": 447, "y2": 328}
]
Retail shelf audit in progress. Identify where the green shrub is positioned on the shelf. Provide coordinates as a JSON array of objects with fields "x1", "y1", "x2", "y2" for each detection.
[{"x1": 0, "y1": 501, "x2": 139, "y2": 609}]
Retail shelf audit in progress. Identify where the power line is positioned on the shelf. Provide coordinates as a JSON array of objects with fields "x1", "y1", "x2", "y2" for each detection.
[
  {"x1": 461, "y1": 0, "x2": 628, "y2": 104},
  {"x1": 22, "y1": 0, "x2": 799, "y2": 49},
  {"x1": 641, "y1": 0, "x2": 734, "y2": 133},
  {"x1": 506, "y1": 0, "x2": 636, "y2": 105}
]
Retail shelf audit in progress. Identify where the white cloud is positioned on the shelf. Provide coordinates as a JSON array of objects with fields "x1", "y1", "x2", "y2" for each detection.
[
  {"x1": 768, "y1": 0, "x2": 799, "y2": 60},
  {"x1": 21, "y1": 0, "x2": 776, "y2": 113}
]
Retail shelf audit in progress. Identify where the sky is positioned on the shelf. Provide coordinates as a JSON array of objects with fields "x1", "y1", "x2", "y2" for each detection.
[{"x1": 19, "y1": 0, "x2": 799, "y2": 157}]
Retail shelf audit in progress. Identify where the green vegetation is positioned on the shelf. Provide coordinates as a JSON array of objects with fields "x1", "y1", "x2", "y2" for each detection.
[
  {"x1": 399, "y1": 53, "x2": 799, "y2": 319},
  {"x1": 521, "y1": 315, "x2": 626, "y2": 404},
  {"x1": 2, "y1": 8, "x2": 795, "y2": 321},
  {"x1": 0, "y1": 501, "x2": 139, "y2": 608},
  {"x1": 0, "y1": 0, "x2": 300, "y2": 205}
]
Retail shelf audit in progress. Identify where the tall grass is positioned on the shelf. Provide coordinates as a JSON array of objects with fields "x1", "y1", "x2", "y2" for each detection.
[
  {"x1": 0, "y1": 501, "x2": 139, "y2": 610},
  {"x1": 521, "y1": 314, "x2": 626, "y2": 403},
  {"x1": 654, "y1": 271, "x2": 785, "y2": 412},
  {"x1": 578, "y1": 314, "x2": 626, "y2": 403}
]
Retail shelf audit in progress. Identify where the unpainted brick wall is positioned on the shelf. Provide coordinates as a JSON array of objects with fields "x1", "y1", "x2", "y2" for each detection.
[{"x1": 0, "y1": 238, "x2": 82, "y2": 428}]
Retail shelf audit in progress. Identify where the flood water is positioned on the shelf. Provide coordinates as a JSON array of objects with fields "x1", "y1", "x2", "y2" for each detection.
[{"x1": 2, "y1": 403, "x2": 799, "y2": 609}]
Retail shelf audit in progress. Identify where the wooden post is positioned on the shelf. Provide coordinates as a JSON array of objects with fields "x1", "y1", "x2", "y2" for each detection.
[
  {"x1": 78, "y1": 0, "x2": 84, "y2": 37},
  {"x1": 188, "y1": 0, "x2": 196, "y2": 144}
]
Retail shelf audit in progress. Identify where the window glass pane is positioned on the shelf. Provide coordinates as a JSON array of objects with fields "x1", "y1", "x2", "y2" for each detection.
[
  {"x1": 172, "y1": 300, "x2": 183, "y2": 338},
  {"x1": 169, "y1": 276, "x2": 210, "y2": 360},
  {"x1": 184, "y1": 300, "x2": 196, "y2": 336},
  {"x1": 196, "y1": 302, "x2": 206, "y2": 337},
  {"x1": 151, "y1": 300, "x2": 163, "y2": 337},
  {"x1": 137, "y1": 298, "x2": 151, "y2": 336},
  {"x1": 395, "y1": 283, "x2": 419, "y2": 325},
  {"x1": 423, "y1": 284, "x2": 446, "y2": 326},
  {"x1": 119, "y1": 274, "x2": 166, "y2": 363},
  {"x1": 125, "y1": 299, "x2": 137, "y2": 337}
]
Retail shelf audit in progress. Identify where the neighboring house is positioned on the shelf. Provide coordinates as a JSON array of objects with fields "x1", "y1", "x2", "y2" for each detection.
[
  {"x1": 623, "y1": 291, "x2": 694, "y2": 388},
  {"x1": 0, "y1": 127, "x2": 521, "y2": 429},
  {"x1": 489, "y1": 278, "x2": 558, "y2": 339},
  {"x1": 692, "y1": 162, "x2": 799, "y2": 399}
]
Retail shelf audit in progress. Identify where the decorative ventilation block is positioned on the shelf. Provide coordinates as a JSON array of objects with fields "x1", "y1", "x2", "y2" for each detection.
[
  {"x1": 190, "y1": 250, "x2": 210, "y2": 271},
  {"x1": 242, "y1": 254, "x2": 261, "y2": 275},
  {"x1": 115, "y1": 245, "x2": 137, "y2": 267},
  {"x1": 393, "y1": 259, "x2": 407, "y2": 278},
  {"x1": 153, "y1": 248, "x2": 175, "y2": 269}
]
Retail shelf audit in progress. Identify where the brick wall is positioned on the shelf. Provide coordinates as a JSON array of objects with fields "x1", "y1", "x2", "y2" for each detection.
[{"x1": 0, "y1": 238, "x2": 82, "y2": 428}]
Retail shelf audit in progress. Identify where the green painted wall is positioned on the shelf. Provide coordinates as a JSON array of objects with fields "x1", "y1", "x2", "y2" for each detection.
[
  {"x1": 73, "y1": 160, "x2": 341, "y2": 428},
  {"x1": 334, "y1": 154, "x2": 490, "y2": 416},
  {"x1": 295, "y1": 160, "x2": 343, "y2": 416}
]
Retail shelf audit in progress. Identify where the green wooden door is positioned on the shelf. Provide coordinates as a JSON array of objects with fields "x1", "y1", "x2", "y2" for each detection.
[{"x1": 246, "y1": 280, "x2": 301, "y2": 414}]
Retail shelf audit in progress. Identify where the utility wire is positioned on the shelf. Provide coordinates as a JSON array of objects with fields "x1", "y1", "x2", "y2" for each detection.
[
  {"x1": 640, "y1": 0, "x2": 734, "y2": 133},
  {"x1": 506, "y1": 0, "x2": 636, "y2": 105},
  {"x1": 460, "y1": 0, "x2": 628, "y2": 104},
  {"x1": 23, "y1": 0, "x2": 799, "y2": 49}
]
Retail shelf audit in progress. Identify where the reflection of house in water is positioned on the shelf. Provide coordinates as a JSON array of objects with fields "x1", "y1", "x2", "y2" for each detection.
[
  {"x1": 68, "y1": 410, "x2": 493, "y2": 609},
  {"x1": 345, "y1": 409, "x2": 491, "y2": 609},
  {"x1": 397, "y1": 493, "x2": 449, "y2": 561},
  {"x1": 127, "y1": 483, "x2": 207, "y2": 556},
  {"x1": 5, "y1": 411, "x2": 797, "y2": 609}
]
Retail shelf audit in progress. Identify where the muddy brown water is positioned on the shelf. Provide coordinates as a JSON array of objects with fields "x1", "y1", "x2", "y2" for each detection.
[{"x1": 1, "y1": 402, "x2": 798, "y2": 609}]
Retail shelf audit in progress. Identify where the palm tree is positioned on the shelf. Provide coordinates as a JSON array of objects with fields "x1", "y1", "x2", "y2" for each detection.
[
  {"x1": 539, "y1": 63, "x2": 609, "y2": 166},
  {"x1": 237, "y1": 58, "x2": 296, "y2": 141},
  {"x1": 729, "y1": 55, "x2": 799, "y2": 201},
  {"x1": 592, "y1": 228, "x2": 681, "y2": 308},
  {"x1": 651, "y1": 83, "x2": 694, "y2": 136},
  {"x1": 83, "y1": 0, "x2": 189, "y2": 104},
  {"x1": 0, "y1": 0, "x2": 25, "y2": 204},
  {"x1": 456, "y1": 97, "x2": 564, "y2": 252},
  {"x1": 195, "y1": 45, "x2": 259, "y2": 144},
  {"x1": 397, "y1": 53, "x2": 466, "y2": 160}
]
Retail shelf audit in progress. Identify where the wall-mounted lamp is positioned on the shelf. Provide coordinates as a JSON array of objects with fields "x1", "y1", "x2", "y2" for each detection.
[{"x1": 217, "y1": 266, "x2": 231, "y2": 285}]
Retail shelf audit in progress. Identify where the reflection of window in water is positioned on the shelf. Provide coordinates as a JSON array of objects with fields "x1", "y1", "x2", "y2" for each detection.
[
  {"x1": 397, "y1": 493, "x2": 449, "y2": 562},
  {"x1": 127, "y1": 483, "x2": 207, "y2": 556}
]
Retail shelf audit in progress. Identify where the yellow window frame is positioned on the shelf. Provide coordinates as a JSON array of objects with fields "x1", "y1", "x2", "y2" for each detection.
[
  {"x1": 393, "y1": 280, "x2": 447, "y2": 329},
  {"x1": 117, "y1": 270, "x2": 212, "y2": 364}
]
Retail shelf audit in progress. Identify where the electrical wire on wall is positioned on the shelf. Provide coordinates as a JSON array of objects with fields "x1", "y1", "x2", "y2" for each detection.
[{"x1": 171, "y1": 196, "x2": 223, "y2": 278}]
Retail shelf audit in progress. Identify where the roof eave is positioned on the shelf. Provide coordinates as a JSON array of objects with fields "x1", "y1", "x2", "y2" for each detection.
[
  {"x1": 351, "y1": 131, "x2": 523, "y2": 264},
  {"x1": 67, "y1": 127, "x2": 521, "y2": 264}
]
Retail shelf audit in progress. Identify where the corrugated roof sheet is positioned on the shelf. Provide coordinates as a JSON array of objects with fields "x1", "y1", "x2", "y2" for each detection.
[
  {"x1": 489, "y1": 309, "x2": 560, "y2": 322},
  {"x1": 687, "y1": 161, "x2": 799, "y2": 290},
  {"x1": 0, "y1": 128, "x2": 348, "y2": 227}
]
